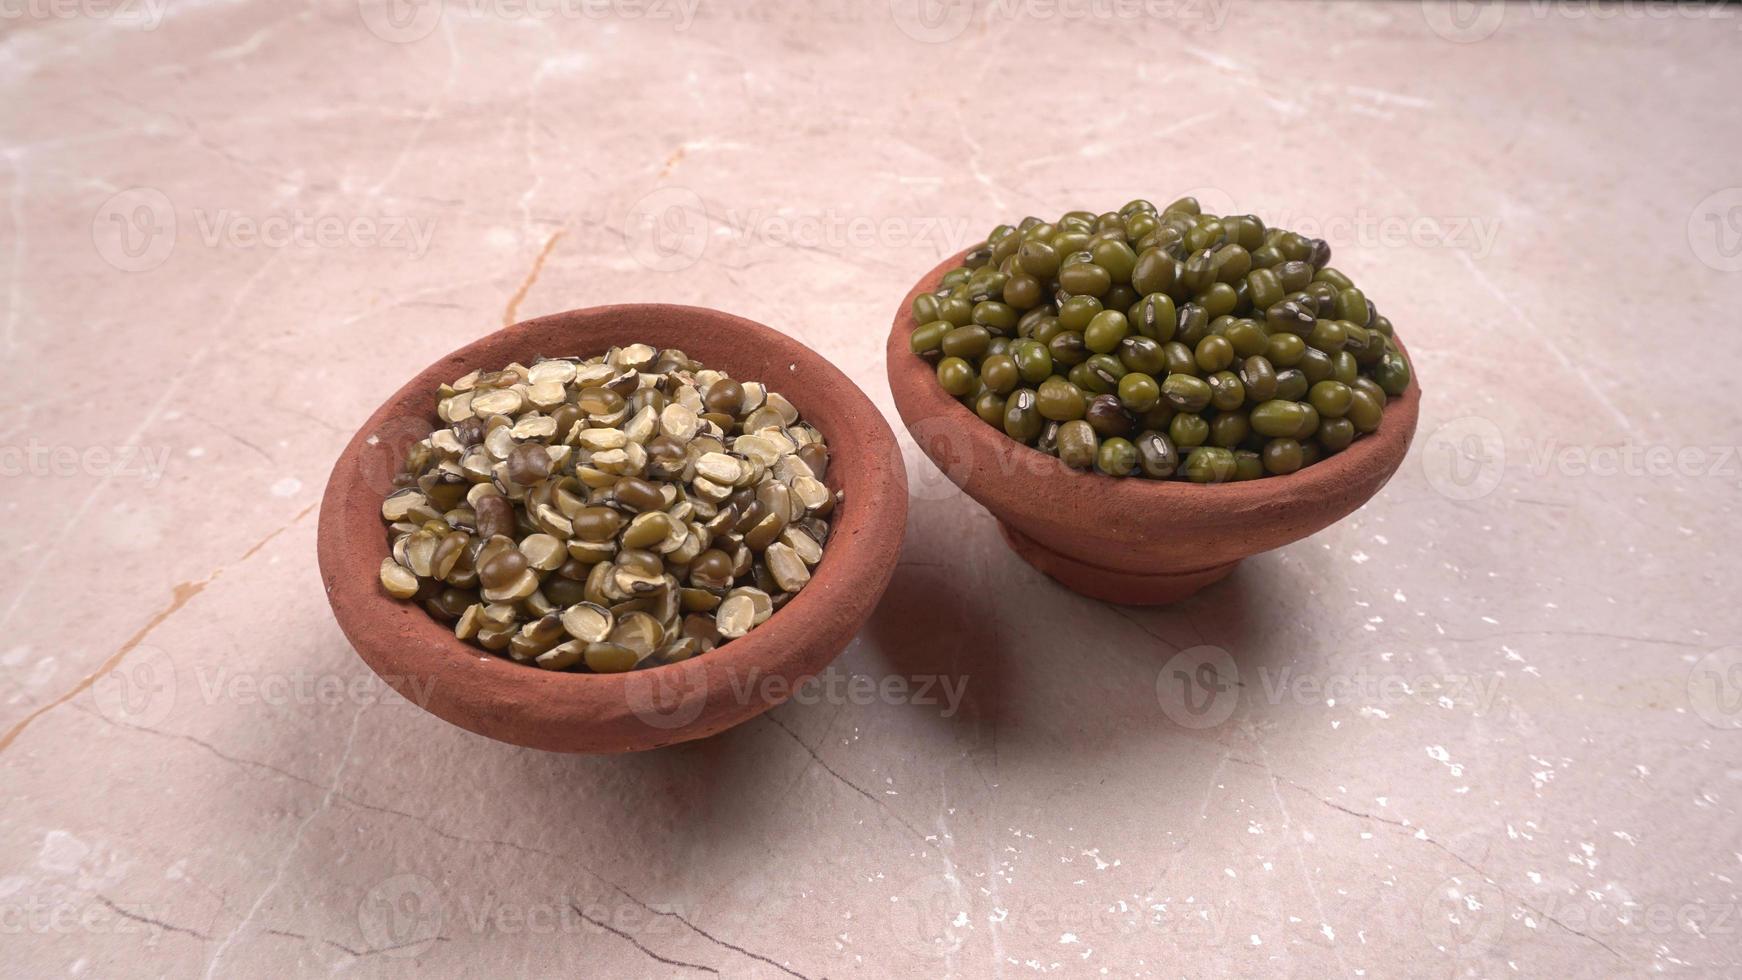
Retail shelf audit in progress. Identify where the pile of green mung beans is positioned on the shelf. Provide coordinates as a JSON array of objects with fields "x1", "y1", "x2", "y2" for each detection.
[{"x1": 909, "y1": 198, "x2": 1412, "y2": 482}]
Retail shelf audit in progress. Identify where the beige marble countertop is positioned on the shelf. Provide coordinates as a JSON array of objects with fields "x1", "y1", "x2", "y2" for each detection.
[{"x1": 4, "y1": 0, "x2": 1740, "y2": 976}]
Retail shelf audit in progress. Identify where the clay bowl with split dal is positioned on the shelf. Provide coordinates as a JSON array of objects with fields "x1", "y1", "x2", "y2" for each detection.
[
  {"x1": 318, "y1": 304, "x2": 908, "y2": 753},
  {"x1": 886, "y1": 248, "x2": 1420, "y2": 606}
]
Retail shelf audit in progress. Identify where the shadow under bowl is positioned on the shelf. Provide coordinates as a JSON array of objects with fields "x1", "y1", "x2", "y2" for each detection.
[
  {"x1": 885, "y1": 249, "x2": 1420, "y2": 605},
  {"x1": 318, "y1": 304, "x2": 909, "y2": 753}
]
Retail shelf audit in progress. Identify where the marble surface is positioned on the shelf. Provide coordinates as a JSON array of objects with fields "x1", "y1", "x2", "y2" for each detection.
[{"x1": 3, "y1": 1, "x2": 1740, "y2": 976}]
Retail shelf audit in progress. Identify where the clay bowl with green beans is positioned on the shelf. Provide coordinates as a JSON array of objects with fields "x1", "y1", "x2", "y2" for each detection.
[
  {"x1": 319, "y1": 304, "x2": 908, "y2": 753},
  {"x1": 886, "y1": 201, "x2": 1420, "y2": 605}
]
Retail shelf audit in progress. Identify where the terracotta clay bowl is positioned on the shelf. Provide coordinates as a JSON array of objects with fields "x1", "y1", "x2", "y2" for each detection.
[
  {"x1": 318, "y1": 304, "x2": 908, "y2": 753},
  {"x1": 886, "y1": 249, "x2": 1420, "y2": 606}
]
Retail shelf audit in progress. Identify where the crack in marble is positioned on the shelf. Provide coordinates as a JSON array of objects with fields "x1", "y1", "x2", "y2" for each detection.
[
  {"x1": 263, "y1": 925, "x2": 450, "y2": 959},
  {"x1": 1230, "y1": 756, "x2": 1634, "y2": 967},
  {"x1": 1107, "y1": 606, "x2": 1187, "y2": 658},
  {"x1": 1438, "y1": 629, "x2": 1709, "y2": 651},
  {"x1": 330, "y1": 272, "x2": 504, "y2": 330},
  {"x1": 260, "y1": 782, "x2": 809, "y2": 977},
  {"x1": 606, "y1": 887, "x2": 813, "y2": 980},
  {"x1": 1453, "y1": 248, "x2": 1633, "y2": 435},
  {"x1": 98, "y1": 87, "x2": 305, "y2": 192},
  {"x1": 0, "y1": 501, "x2": 317, "y2": 755},
  {"x1": 4, "y1": 150, "x2": 24, "y2": 352},
  {"x1": 569, "y1": 905, "x2": 719, "y2": 975},
  {"x1": 517, "y1": 57, "x2": 557, "y2": 240},
  {"x1": 1180, "y1": 743, "x2": 1234, "y2": 857},
  {"x1": 95, "y1": 895, "x2": 214, "y2": 944},
  {"x1": 76, "y1": 704, "x2": 324, "y2": 790},
  {"x1": 762, "y1": 712, "x2": 936, "y2": 853},
  {"x1": 365, "y1": 18, "x2": 457, "y2": 201},
  {"x1": 201, "y1": 702, "x2": 371, "y2": 979},
  {"x1": 0, "y1": 247, "x2": 290, "y2": 632},
  {"x1": 1012, "y1": 110, "x2": 1218, "y2": 173},
  {"x1": 206, "y1": 7, "x2": 309, "y2": 64},
  {"x1": 707, "y1": 225, "x2": 905, "y2": 275},
  {"x1": 1512, "y1": 894, "x2": 1630, "y2": 965},
  {"x1": 1249, "y1": 741, "x2": 1354, "y2": 974},
  {"x1": 1331, "y1": 136, "x2": 1634, "y2": 436},
  {"x1": 263, "y1": 398, "x2": 346, "y2": 436},
  {"x1": 187, "y1": 410, "x2": 276, "y2": 464},
  {"x1": 658, "y1": 144, "x2": 686, "y2": 178},
  {"x1": 64, "y1": 725, "x2": 763, "y2": 971},
  {"x1": 0, "y1": 573, "x2": 200, "y2": 753},
  {"x1": 501, "y1": 230, "x2": 564, "y2": 327}
]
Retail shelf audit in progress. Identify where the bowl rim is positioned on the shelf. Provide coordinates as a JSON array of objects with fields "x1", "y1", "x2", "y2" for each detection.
[
  {"x1": 317, "y1": 303, "x2": 908, "y2": 749},
  {"x1": 886, "y1": 246, "x2": 1422, "y2": 509}
]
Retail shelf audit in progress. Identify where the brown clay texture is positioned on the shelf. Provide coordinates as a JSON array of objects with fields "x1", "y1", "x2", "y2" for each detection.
[
  {"x1": 997, "y1": 521, "x2": 1239, "y2": 605},
  {"x1": 318, "y1": 304, "x2": 909, "y2": 753},
  {"x1": 886, "y1": 248, "x2": 1421, "y2": 604}
]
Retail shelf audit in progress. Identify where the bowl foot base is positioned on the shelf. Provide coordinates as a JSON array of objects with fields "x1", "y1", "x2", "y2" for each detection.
[{"x1": 996, "y1": 521, "x2": 1239, "y2": 606}]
